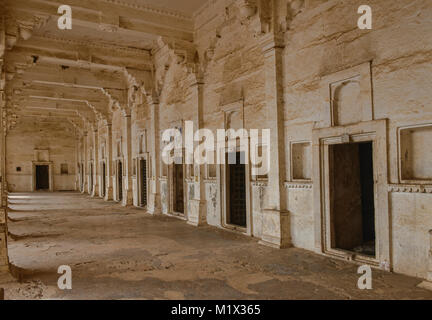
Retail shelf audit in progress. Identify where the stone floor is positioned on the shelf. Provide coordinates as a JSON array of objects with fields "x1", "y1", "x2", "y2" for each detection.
[{"x1": 0, "y1": 192, "x2": 431, "y2": 300}]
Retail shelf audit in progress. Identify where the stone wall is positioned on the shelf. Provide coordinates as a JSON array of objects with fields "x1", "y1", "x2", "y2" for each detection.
[
  {"x1": 280, "y1": 0, "x2": 432, "y2": 277},
  {"x1": 6, "y1": 118, "x2": 76, "y2": 192}
]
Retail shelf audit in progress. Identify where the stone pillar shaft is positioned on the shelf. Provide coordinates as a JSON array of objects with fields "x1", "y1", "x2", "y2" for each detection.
[
  {"x1": 148, "y1": 98, "x2": 161, "y2": 214},
  {"x1": 92, "y1": 129, "x2": 99, "y2": 197},
  {"x1": 122, "y1": 114, "x2": 133, "y2": 206},
  {"x1": 105, "y1": 124, "x2": 113, "y2": 201},
  {"x1": 0, "y1": 22, "x2": 9, "y2": 270},
  {"x1": 259, "y1": 34, "x2": 291, "y2": 248},
  {"x1": 188, "y1": 81, "x2": 207, "y2": 226},
  {"x1": 82, "y1": 132, "x2": 88, "y2": 194}
]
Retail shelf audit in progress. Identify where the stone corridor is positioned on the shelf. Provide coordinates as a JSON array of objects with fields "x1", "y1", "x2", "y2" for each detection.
[{"x1": 0, "y1": 192, "x2": 431, "y2": 300}]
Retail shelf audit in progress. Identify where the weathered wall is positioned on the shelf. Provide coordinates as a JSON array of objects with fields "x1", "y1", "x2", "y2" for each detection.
[
  {"x1": 194, "y1": 0, "x2": 268, "y2": 233},
  {"x1": 281, "y1": 0, "x2": 432, "y2": 277},
  {"x1": 63, "y1": 0, "x2": 432, "y2": 280},
  {"x1": 6, "y1": 118, "x2": 76, "y2": 192}
]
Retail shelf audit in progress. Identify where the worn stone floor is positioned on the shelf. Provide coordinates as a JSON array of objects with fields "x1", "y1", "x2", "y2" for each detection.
[{"x1": 0, "y1": 192, "x2": 431, "y2": 300}]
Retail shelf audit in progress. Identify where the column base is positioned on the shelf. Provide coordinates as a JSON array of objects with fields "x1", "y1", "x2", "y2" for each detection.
[
  {"x1": 148, "y1": 193, "x2": 162, "y2": 215},
  {"x1": 187, "y1": 199, "x2": 207, "y2": 227},
  {"x1": 259, "y1": 209, "x2": 292, "y2": 249},
  {"x1": 122, "y1": 189, "x2": 133, "y2": 206},
  {"x1": 91, "y1": 183, "x2": 99, "y2": 198},
  {"x1": 104, "y1": 187, "x2": 113, "y2": 201}
]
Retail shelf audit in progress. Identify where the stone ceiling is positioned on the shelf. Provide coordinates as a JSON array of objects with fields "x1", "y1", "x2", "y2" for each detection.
[
  {"x1": 120, "y1": 0, "x2": 208, "y2": 15},
  {"x1": 2, "y1": 0, "x2": 205, "y2": 130}
]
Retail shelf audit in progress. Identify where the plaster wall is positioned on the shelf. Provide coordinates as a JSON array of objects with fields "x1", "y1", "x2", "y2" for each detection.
[{"x1": 6, "y1": 118, "x2": 76, "y2": 192}]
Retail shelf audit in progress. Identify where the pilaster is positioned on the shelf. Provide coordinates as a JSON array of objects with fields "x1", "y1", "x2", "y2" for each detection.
[
  {"x1": 148, "y1": 96, "x2": 161, "y2": 215},
  {"x1": 91, "y1": 129, "x2": 99, "y2": 197},
  {"x1": 104, "y1": 123, "x2": 114, "y2": 201},
  {"x1": 259, "y1": 34, "x2": 291, "y2": 249},
  {"x1": 122, "y1": 113, "x2": 133, "y2": 206}
]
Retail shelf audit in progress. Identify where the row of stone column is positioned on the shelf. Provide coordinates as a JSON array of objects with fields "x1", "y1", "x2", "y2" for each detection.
[
  {"x1": 75, "y1": 103, "x2": 162, "y2": 214},
  {"x1": 0, "y1": 21, "x2": 9, "y2": 270},
  {"x1": 73, "y1": 33, "x2": 291, "y2": 248}
]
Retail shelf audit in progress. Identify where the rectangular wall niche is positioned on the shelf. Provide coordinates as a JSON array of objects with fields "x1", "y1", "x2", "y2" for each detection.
[
  {"x1": 400, "y1": 124, "x2": 432, "y2": 182},
  {"x1": 291, "y1": 142, "x2": 312, "y2": 181},
  {"x1": 61, "y1": 164, "x2": 68, "y2": 175}
]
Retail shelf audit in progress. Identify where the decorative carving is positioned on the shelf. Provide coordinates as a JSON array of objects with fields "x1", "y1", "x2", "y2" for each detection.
[
  {"x1": 252, "y1": 181, "x2": 268, "y2": 187},
  {"x1": 238, "y1": 0, "x2": 258, "y2": 20},
  {"x1": 388, "y1": 184, "x2": 432, "y2": 194},
  {"x1": 285, "y1": 182, "x2": 313, "y2": 189}
]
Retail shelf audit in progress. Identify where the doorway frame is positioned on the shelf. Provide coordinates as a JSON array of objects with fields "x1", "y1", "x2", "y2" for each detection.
[
  {"x1": 100, "y1": 160, "x2": 106, "y2": 198},
  {"x1": 218, "y1": 144, "x2": 252, "y2": 235},
  {"x1": 312, "y1": 119, "x2": 391, "y2": 270},
  {"x1": 32, "y1": 161, "x2": 54, "y2": 192},
  {"x1": 137, "y1": 154, "x2": 149, "y2": 208},
  {"x1": 169, "y1": 161, "x2": 186, "y2": 218},
  {"x1": 117, "y1": 160, "x2": 124, "y2": 202}
]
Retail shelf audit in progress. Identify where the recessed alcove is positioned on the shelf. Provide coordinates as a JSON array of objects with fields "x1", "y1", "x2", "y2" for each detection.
[
  {"x1": 400, "y1": 124, "x2": 432, "y2": 182},
  {"x1": 291, "y1": 141, "x2": 312, "y2": 181}
]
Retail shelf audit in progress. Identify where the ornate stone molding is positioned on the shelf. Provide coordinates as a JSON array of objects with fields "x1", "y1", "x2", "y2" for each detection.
[
  {"x1": 36, "y1": 35, "x2": 150, "y2": 56},
  {"x1": 101, "y1": 0, "x2": 193, "y2": 21},
  {"x1": 101, "y1": 88, "x2": 127, "y2": 114},
  {"x1": 284, "y1": 182, "x2": 313, "y2": 189},
  {"x1": 388, "y1": 184, "x2": 432, "y2": 194},
  {"x1": 203, "y1": 179, "x2": 217, "y2": 185},
  {"x1": 252, "y1": 181, "x2": 268, "y2": 187}
]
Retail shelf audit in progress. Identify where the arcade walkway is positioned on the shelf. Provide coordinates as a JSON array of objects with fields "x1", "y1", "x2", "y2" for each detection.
[{"x1": 0, "y1": 192, "x2": 431, "y2": 300}]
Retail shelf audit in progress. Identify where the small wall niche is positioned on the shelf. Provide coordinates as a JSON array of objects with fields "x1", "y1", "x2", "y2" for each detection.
[
  {"x1": 291, "y1": 141, "x2": 312, "y2": 181},
  {"x1": 400, "y1": 124, "x2": 432, "y2": 183},
  {"x1": 206, "y1": 150, "x2": 217, "y2": 180},
  {"x1": 139, "y1": 132, "x2": 146, "y2": 154},
  {"x1": 320, "y1": 61, "x2": 373, "y2": 129},
  {"x1": 331, "y1": 77, "x2": 362, "y2": 126},
  {"x1": 252, "y1": 144, "x2": 269, "y2": 181},
  {"x1": 60, "y1": 164, "x2": 68, "y2": 175}
]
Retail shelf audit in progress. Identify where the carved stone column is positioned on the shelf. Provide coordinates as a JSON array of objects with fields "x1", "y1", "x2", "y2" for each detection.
[
  {"x1": 75, "y1": 137, "x2": 80, "y2": 191},
  {"x1": 259, "y1": 34, "x2": 291, "y2": 249},
  {"x1": 122, "y1": 113, "x2": 133, "y2": 206},
  {"x1": 187, "y1": 78, "x2": 207, "y2": 227},
  {"x1": 104, "y1": 123, "x2": 114, "y2": 201},
  {"x1": 91, "y1": 128, "x2": 99, "y2": 197},
  {"x1": 0, "y1": 22, "x2": 9, "y2": 270},
  {"x1": 148, "y1": 96, "x2": 161, "y2": 214},
  {"x1": 82, "y1": 131, "x2": 88, "y2": 194}
]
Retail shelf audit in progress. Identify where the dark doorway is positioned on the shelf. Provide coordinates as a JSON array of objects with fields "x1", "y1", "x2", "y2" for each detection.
[
  {"x1": 173, "y1": 164, "x2": 184, "y2": 214},
  {"x1": 118, "y1": 161, "x2": 123, "y2": 201},
  {"x1": 89, "y1": 163, "x2": 93, "y2": 194},
  {"x1": 227, "y1": 152, "x2": 247, "y2": 228},
  {"x1": 329, "y1": 142, "x2": 376, "y2": 257},
  {"x1": 102, "y1": 162, "x2": 106, "y2": 198},
  {"x1": 80, "y1": 163, "x2": 84, "y2": 192},
  {"x1": 140, "y1": 159, "x2": 147, "y2": 207},
  {"x1": 36, "y1": 165, "x2": 49, "y2": 190}
]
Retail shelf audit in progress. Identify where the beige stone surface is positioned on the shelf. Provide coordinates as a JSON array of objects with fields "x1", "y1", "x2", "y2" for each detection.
[
  {"x1": 1, "y1": 192, "x2": 432, "y2": 300},
  {"x1": 0, "y1": 0, "x2": 431, "y2": 295}
]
